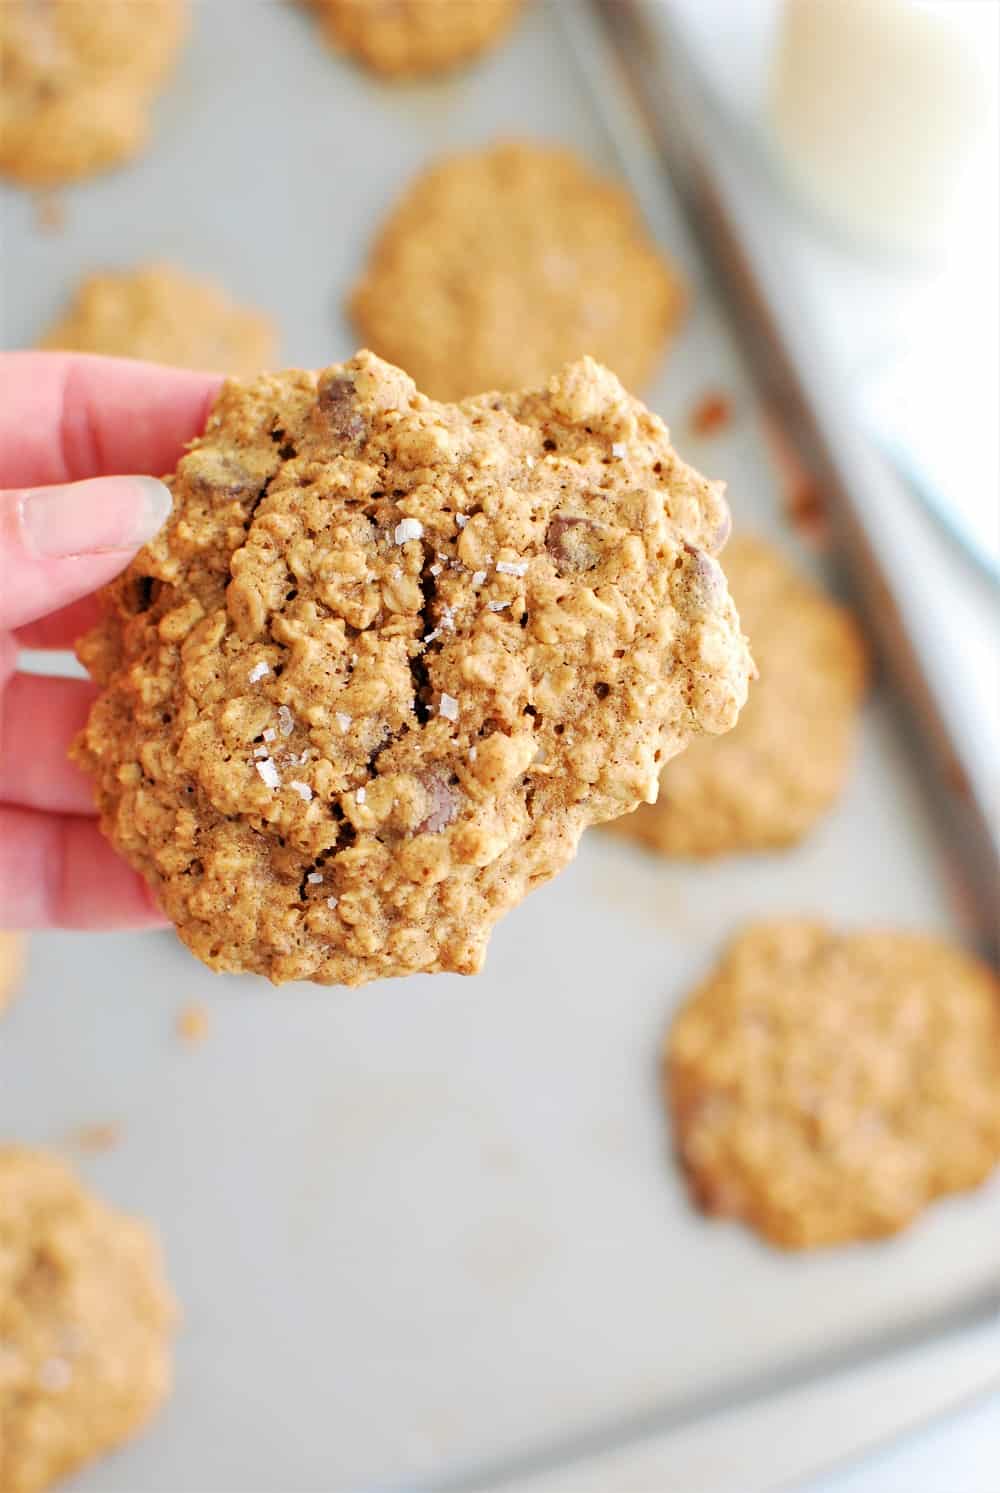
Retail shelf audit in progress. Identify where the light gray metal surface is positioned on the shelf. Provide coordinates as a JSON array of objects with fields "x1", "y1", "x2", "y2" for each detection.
[{"x1": 1, "y1": 4, "x2": 996, "y2": 1491}]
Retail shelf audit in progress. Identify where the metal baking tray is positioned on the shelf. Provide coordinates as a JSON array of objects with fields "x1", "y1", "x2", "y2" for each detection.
[{"x1": 1, "y1": 3, "x2": 997, "y2": 1490}]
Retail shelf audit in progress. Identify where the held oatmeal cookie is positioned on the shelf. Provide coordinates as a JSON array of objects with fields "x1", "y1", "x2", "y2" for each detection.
[
  {"x1": 38, "y1": 263, "x2": 278, "y2": 378},
  {"x1": 304, "y1": 0, "x2": 523, "y2": 78},
  {"x1": 0, "y1": 0, "x2": 188, "y2": 186},
  {"x1": 667, "y1": 921, "x2": 1000, "y2": 1249},
  {"x1": 350, "y1": 141, "x2": 685, "y2": 402},
  {"x1": 0, "y1": 1147, "x2": 176, "y2": 1493},
  {"x1": 73, "y1": 350, "x2": 751, "y2": 986},
  {"x1": 610, "y1": 535, "x2": 867, "y2": 856}
]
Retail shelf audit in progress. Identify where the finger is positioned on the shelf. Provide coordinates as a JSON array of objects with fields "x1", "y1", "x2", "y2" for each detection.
[
  {"x1": 0, "y1": 674, "x2": 98, "y2": 815},
  {"x1": 0, "y1": 352, "x2": 221, "y2": 488},
  {"x1": 0, "y1": 805, "x2": 167, "y2": 930},
  {"x1": 0, "y1": 474, "x2": 171, "y2": 631},
  {"x1": 13, "y1": 594, "x2": 103, "y2": 651}
]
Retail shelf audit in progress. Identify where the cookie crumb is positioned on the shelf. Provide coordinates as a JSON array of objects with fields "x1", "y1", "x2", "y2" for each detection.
[
  {"x1": 64, "y1": 1122, "x2": 122, "y2": 1156},
  {"x1": 176, "y1": 1003, "x2": 208, "y2": 1046},
  {"x1": 689, "y1": 392, "x2": 733, "y2": 438}
]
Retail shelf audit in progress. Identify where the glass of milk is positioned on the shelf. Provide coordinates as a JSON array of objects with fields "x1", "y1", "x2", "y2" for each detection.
[{"x1": 768, "y1": 0, "x2": 997, "y2": 260}]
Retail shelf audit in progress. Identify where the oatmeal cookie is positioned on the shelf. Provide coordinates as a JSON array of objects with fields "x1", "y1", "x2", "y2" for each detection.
[
  {"x1": 611, "y1": 535, "x2": 867, "y2": 855},
  {"x1": 667, "y1": 921, "x2": 1000, "y2": 1249},
  {"x1": 350, "y1": 141, "x2": 685, "y2": 401},
  {"x1": 0, "y1": 0, "x2": 187, "y2": 186},
  {"x1": 0, "y1": 933, "x2": 25, "y2": 1015},
  {"x1": 73, "y1": 350, "x2": 751, "y2": 986},
  {"x1": 39, "y1": 263, "x2": 278, "y2": 377},
  {"x1": 305, "y1": 0, "x2": 522, "y2": 77},
  {"x1": 0, "y1": 1147, "x2": 175, "y2": 1493}
]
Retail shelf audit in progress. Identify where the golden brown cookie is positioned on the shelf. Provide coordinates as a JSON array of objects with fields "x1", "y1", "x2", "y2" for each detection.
[
  {"x1": 0, "y1": 1147, "x2": 176, "y2": 1493},
  {"x1": 0, "y1": 933, "x2": 25, "y2": 1015},
  {"x1": 73, "y1": 350, "x2": 751, "y2": 986},
  {"x1": 0, "y1": 0, "x2": 187, "y2": 186},
  {"x1": 39, "y1": 263, "x2": 278, "y2": 377},
  {"x1": 350, "y1": 141, "x2": 685, "y2": 401},
  {"x1": 611, "y1": 535, "x2": 867, "y2": 856},
  {"x1": 667, "y1": 921, "x2": 1000, "y2": 1249},
  {"x1": 304, "y1": 0, "x2": 522, "y2": 78}
]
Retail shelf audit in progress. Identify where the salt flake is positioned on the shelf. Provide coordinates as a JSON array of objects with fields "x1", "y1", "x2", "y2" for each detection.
[
  {"x1": 256, "y1": 758, "x2": 280, "y2": 790},
  {"x1": 440, "y1": 605, "x2": 455, "y2": 631},
  {"x1": 496, "y1": 560, "x2": 527, "y2": 577},
  {"x1": 488, "y1": 600, "x2": 511, "y2": 612},
  {"x1": 472, "y1": 570, "x2": 487, "y2": 587},
  {"x1": 307, "y1": 872, "x2": 323, "y2": 885},
  {"x1": 289, "y1": 781, "x2": 313, "y2": 802},
  {"x1": 439, "y1": 693, "x2": 459, "y2": 721},
  {"x1": 423, "y1": 629, "x2": 440, "y2": 644},
  {"x1": 336, "y1": 712, "x2": 352, "y2": 733},
  {"x1": 455, "y1": 514, "x2": 468, "y2": 529},
  {"x1": 356, "y1": 786, "x2": 367, "y2": 804},
  {"x1": 394, "y1": 517, "x2": 424, "y2": 545},
  {"x1": 611, "y1": 442, "x2": 626, "y2": 458},
  {"x1": 327, "y1": 896, "x2": 339, "y2": 910},
  {"x1": 262, "y1": 727, "x2": 276, "y2": 743},
  {"x1": 429, "y1": 563, "x2": 442, "y2": 577},
  {"x1": 248, "y1": 661, "x2": 270, "y2": 684}
]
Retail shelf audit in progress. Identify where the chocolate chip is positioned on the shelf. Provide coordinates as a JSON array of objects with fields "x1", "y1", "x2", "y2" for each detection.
[
  {"x1": 545, "y1": 515, "x2": 603, "y2": 572},
  {"x1": 415, "y1": 770, "x2": 460, "y2": 834},
  {"x1": 318, "y1": 375, "x2": 366, "y2": 441}
]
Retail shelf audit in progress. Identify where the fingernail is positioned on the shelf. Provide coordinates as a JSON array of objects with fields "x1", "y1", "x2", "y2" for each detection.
[{"x1": 19, "y1": 476, "x2": 172, "y2": 559}]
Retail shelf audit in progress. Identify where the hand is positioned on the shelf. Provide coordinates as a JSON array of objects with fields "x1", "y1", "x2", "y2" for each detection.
[{"x1": 0, "y1": 352, "x2": 220, "y2": 931}]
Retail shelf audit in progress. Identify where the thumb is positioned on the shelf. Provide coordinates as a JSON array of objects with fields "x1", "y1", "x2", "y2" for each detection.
[{"x1": 0, "y1": 476, "x2": 171, "y2": 632}]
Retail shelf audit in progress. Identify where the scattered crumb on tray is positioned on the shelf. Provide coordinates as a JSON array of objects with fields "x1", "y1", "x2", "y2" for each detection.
[
  {"x1": 175, "y1": 1002, "x2": 209, "y2": 1046},
  {"x1": 761, "y1": 411, "x2": 832, "y2": 547},
  {"x1": 689, "y1": 391, "x2": 732, "y2": 438},
  {"x1": 34, "y1": 190, "x2": 66, "y2": 234},
  {"x1": 64, "y1": 1121, "x2": 122, "y2": 1156}
]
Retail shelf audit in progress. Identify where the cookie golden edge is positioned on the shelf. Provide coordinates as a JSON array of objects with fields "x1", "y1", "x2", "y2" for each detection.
[{"x1": 303, "y1": 0, "x2": 524, "y2": 79}]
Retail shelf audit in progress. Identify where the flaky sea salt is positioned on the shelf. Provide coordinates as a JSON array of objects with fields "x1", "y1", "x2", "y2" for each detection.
[
  {"x1": 327, "y1": 895, "x2": 339, "y2": 910},
  {"x1": 356, "y1": 786, "x2": 367, "y2": 804},
  {"x1": 496, "y1": 560, "x2": 528, "y2": 577},
  {"x1": 525, "y1": 454, "x2": 535, "y2": 468},
  {"x1": 455, "y1": 514, "x2": 468, "y2": 528},
  {"x1": 611, "y1": 442, "x2": 626, "y2": 458},
  {"x1": 307, "y1": 872, "x2": 323, "y2": 885},
  {"x1": 289, "y1": 781, "x2": 313, "y2": 802},
  {"x1": 38, "y1": 1359, "x2": 72, "y2": 1393},
  {"x1": 423, "y1": 629, "x2": 440, "y2": 644},
  {"x1": 429, "y1": 563, "x2": 442, "y2": 577},
  {"x1": 262, "y1": 727, "x2": 276, "y2": 743},
  {"x1": 440, "y1": 605, "x2": 455, "y2": 631},
  {"x1": 488, "y1": 600, "x2": 511, "y2": 612},
  {"x1": 469, "y1": 745, "x2": 477, "y2": 761},
  {"x1": 253, "y1": 745, "x2": 270, "y2": 759},
  {"x1": 277, "y1": 705, "x2": 295, "y2": 737},
  {"x1": 439, "y1": 693, "x2": 459, "y2": 721},
  {"x1": 394, "y1": 517, "x2": 424, "y2": 544},
  {"x1": 336, "y1": 712, "x2": 352, "y2": 733},
  {"x1": 256, "y1": 758, "x2": 280, "y2": 789},
  {"x1": 472, "y1": 570, "x2": 487, "y2": 587},
  {"x1": 248, "y1": 661, "x2": 270, "y2": 684}
]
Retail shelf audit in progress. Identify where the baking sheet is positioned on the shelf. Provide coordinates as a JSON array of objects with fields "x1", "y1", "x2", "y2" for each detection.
[{"x1": 1, "y1": 2, "x2": 996, "y2": 1490}]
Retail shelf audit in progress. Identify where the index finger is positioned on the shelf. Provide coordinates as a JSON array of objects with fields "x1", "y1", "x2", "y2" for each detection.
[{"x1": 0, "y1": 351, "x2": 223, "y2": 489}]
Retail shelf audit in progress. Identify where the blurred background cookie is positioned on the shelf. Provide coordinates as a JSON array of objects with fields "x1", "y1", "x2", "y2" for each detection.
[
  {"x1": 0, "y1": 0, "x2": 188, "y2": 186},
  {"x1": 350, "y1": 140, "x2": 685, "y2": 400},
  {"x1": 667, "y1": 920, "x2": 1000, "y2": 1249},
  {"x1": 0, "y1": 932, "x2": 25, "y2": 1015},
  {"x1": 0, "y1": 1147, "x2": 176, "y2": 1493},
  {"x1": 610, "y1": 534, "x2": 867, "y2": 856},
  {"x1": 303, "y1": 0, "x2": 523, "y2": 79},
  {"x1": 38, "y1": 263, "x2": 278, "y2": 376}
]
